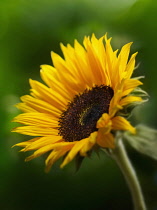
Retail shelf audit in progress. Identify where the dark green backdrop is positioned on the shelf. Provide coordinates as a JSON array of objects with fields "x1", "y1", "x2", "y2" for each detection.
[{"x1": 1, "y1": 0, "x2": 157, "y2": 209}]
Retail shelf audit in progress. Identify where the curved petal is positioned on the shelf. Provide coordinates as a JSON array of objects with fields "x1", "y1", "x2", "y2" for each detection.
[
  {"x1": 112, "y1": 116, "x2": 136, "y2": 134},
  {"x1": 122, "y1": 79, "x2": 143, "y2": 96},
  {"x1": 97, "y1": 113, "x2": 112, "y2": 129},
  {"x1": 12, "y1": 113, "x2": 58, "y2": 127},
  {"x1": 20, "y1": 95, "x2": 61, "y2": 117},
  {"x1": 119, "y1": 96, "x2": 142, "y2": 107},
  {"x1": 12, "y1": 126, "x2": 58, "y2": 136},
  {"x1": 25, "y1": 142, "x2": 75, "y2": 162},
  {"x1": 23, "y1": 136, "x2": 63, "y2": 151},
  {"x1": 60, "y1": 140, "x2": 86, "y2": 168},
  {"x1": 97, "y1": 130, "x2": 115, "y2": 148},
  {"x1": 80, "y1": 132, "x2": 97, "y2": 156},
  {"x1": 45, "y1": 149, "x2": 68, "y2": 173}
]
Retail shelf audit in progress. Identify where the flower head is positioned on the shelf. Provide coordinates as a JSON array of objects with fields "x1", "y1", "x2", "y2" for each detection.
[{"x1": 12, "y1": 34, "x2": 143, "y2": 172}]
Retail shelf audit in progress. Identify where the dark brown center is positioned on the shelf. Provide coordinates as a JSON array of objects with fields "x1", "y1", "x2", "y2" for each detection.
[{"x1": 58, "y1": 85, "x2": 114, "y2": 142}]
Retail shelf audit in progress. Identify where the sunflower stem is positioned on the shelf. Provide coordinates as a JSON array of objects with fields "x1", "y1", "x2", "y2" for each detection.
[{"x1": 110, "y1": 138, "x2": 147, "y2": 210}]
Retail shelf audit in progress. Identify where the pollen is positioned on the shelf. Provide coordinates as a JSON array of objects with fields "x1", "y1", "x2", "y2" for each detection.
[{"x1": 58, "y1": 85, "x2": 114, "y2": 142}]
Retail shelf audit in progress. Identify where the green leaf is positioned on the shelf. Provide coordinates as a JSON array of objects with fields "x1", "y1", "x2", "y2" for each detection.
[{"x1": 124, "y1": 124, "x2": 157, "y2": 160}]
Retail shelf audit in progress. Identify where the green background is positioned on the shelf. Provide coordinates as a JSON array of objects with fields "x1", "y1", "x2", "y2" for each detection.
[{"x1": 1, "y1": 0, "x2": 157, "y2": 209}]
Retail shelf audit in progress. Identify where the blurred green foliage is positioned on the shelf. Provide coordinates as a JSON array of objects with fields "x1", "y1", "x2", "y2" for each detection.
[{"x1": 1, "y1": 0, "x2": 157, "y2": 209}]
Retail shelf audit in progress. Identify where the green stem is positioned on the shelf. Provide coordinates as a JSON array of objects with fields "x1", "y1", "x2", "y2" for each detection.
[{"x1": 110, "y1": 138, "x2": 147, "y2": 210}]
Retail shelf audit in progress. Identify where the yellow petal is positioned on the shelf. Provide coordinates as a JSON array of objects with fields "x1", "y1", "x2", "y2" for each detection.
[
  {"x1": 12, "y1": 137, "x2": 40, "y2": 148},
  {"x1": 97, "y1": 113, "x2": 112, "y2": 128},
  {"x1": 21, "y1": 95, "x2": 61, "y2": 117},
  {"x1": 119, "y1": 96, "x2": 142, "y2": 107},
  {"x1": 97, "y1": 129, "x2": 115, "y2": 148},
  {"x1": 25, "y1": 142, "x2": 74, "y2": 161},
  {"x1": 12, "y1": 126, "x2": 58, "y2": 136},
  {"x1": 118, "y1": 42, "x2": 132, "y2": 76},
  {"x1": 40, "y1": 65, "x2": 72, "y2": 99},
  {"x1": 80, "y1": 132, "x2": 97, "y2": 156},
  {"x1": 125, "y1": 52, "x2": 138, "y2": 79},
  {"x1": 45, "y1": 143, "x2": 74, "y2": 172},
  {"x1": 29, "y1": 79, "x2": 67, "y2": 109},
  {"x1": 122, "y1": 79, "x2": 143, "y2": 96},
  {"x1": 25, "y1": 144, "x2": 57, "y2": 161},
  {"x1": 12, "y1": 113, "x2": 58, "y2": 127},
  {"x1": 60, "y1": 140, "x2": 85, "y2": 168},
  {"x1": 23, "y1": 136, "x2": 63, "y2": 151},
  {"x1": 15, "y1": 103, "x2": 37, "y2": 113},
  {"x1": 112, "y1": 116, "x2": 136, "y2": 134},
  {"x1": 83, "y1": 35, "x2": 105, "y2": 85},
  {"x1": 109, "y1": 90, "x2": 123, "y2": 117},
  {"x1": 45, "y1": 149, "x2": 68, "y2": 173}
]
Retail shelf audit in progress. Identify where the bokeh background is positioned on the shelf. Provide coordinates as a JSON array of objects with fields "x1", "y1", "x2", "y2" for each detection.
[{"x1": 1, "y1": 0, "x2": 157, "y2": 209}]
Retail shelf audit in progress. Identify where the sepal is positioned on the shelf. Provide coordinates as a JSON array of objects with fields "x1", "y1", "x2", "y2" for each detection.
[
  {"x1": 130, "y1": 87, "x2": 149, "y2": 99},
  {"x1": 75, "y1": 155, "x2": 85, "y2": 172}
]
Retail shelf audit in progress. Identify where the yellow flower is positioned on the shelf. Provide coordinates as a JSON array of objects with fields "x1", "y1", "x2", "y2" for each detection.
[{"x1": 12, "y1": 34, "x2": 143, "y2": 172}]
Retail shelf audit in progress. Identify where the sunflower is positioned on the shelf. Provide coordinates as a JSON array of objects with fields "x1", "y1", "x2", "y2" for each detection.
[{"x1": 12, "y1": 34, "x2": 143, "y2": 172}]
